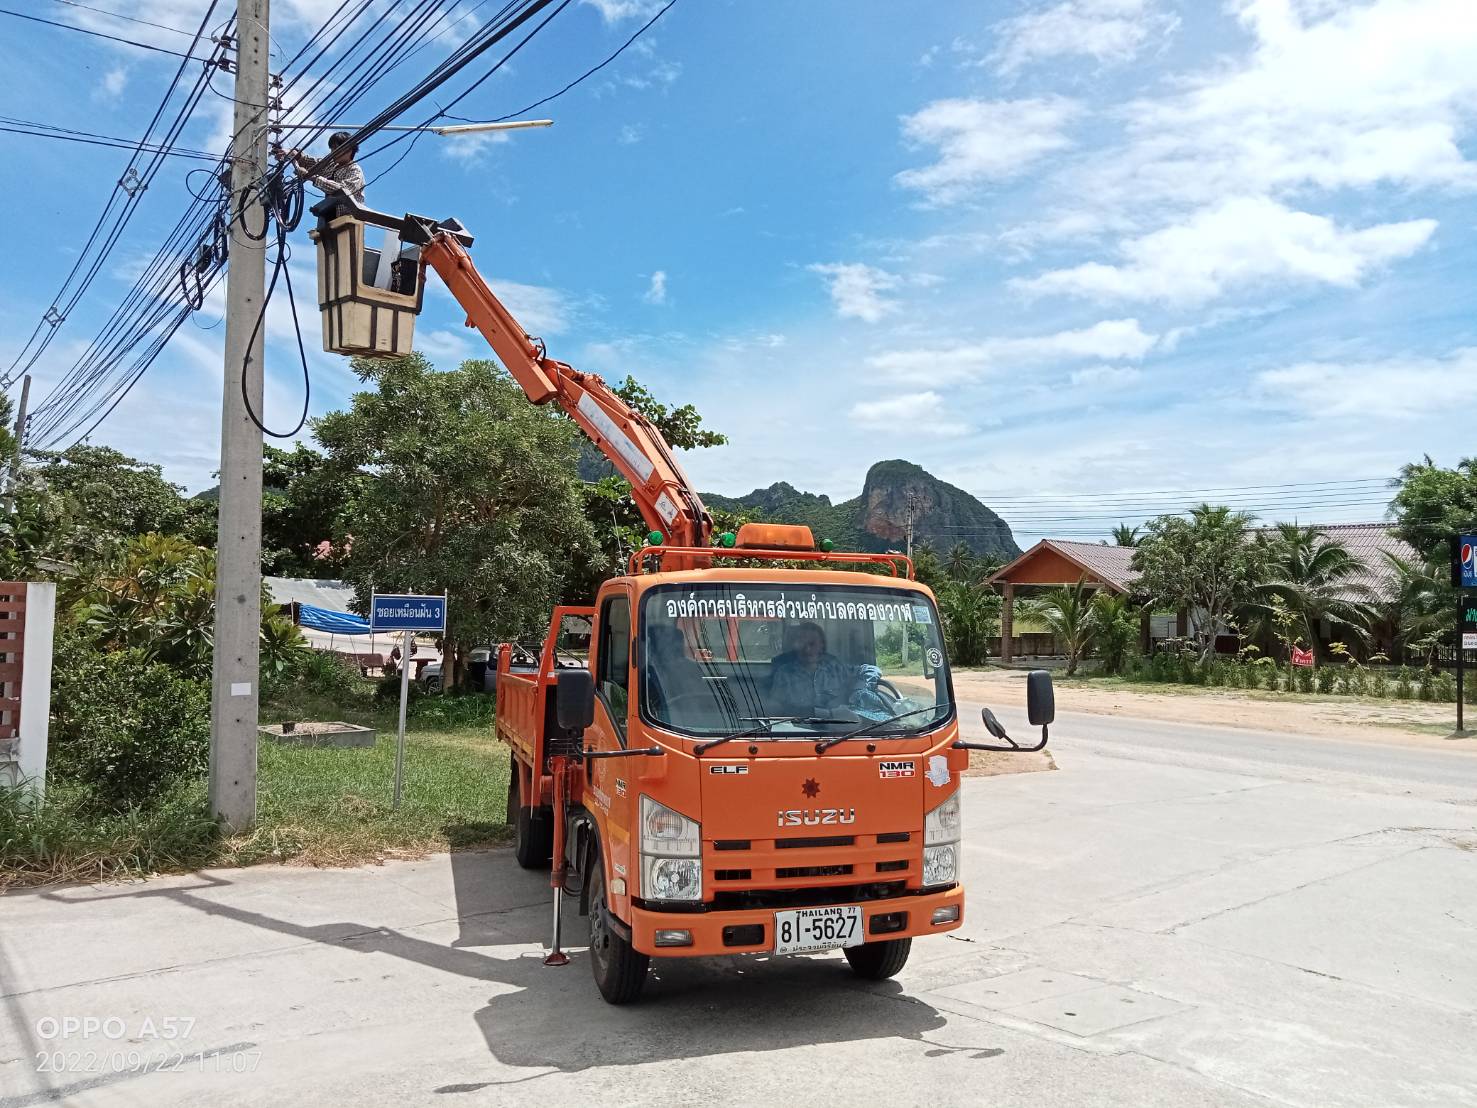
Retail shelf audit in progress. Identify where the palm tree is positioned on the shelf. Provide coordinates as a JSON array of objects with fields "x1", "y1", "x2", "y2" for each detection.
[
  {"x1": 944, "y1": 541, "x2": 976, "y2": 582},
  {"x1": 1111, "y1": 523, "x2": 1139, "y2": 547},
  {"x1": 1240, "y1": 524, "x2": 1376, "y2": 660},
  {"x1": 935, "y1": 579, "x2": 1001, "y2": 666},
  {"x1": 1383, "y1": 551, "x2": 1454, "y2": 666},
  {"x1": 1033, "y1": 576, "x2": 1097, "y2": 676}
]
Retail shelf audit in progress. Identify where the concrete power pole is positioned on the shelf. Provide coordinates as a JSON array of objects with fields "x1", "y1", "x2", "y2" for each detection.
[{"x1": 211, "y1": 0, "x2": 271, "y2": 832}]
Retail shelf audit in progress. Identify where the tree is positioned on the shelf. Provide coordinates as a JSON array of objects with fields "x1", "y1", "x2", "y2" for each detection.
[
  {"x1": 261, "y1": 443, "x2": 364, "y2": 576},
  {"x1": 1092, "y1": 591, "x2": 1139, "y2": 675},
  {"x1": 935, "y1": 579, "x2": 1001, "y2": 666},
  {"x1": 944, "y1": 542, "x2": 976, "y2": 582},
  {"x1": 1239, "y1": 524, "x2": 1376, "y2": 660},
  {"x1": 1383, "y1": 551, "x2": 1454, "y2": 666},
  {"x1": 314, "y1": 354, "x2": 597, "y2": 689},
  {"x1": 1131, "y1": 504, "x2": 1264, "y2": 661},
  {"x1": 1111, "y1": 523, "x2": 1139, "y2": 547},
  {"x1": 1031, "y1": 577, "x2": 1097, "y2": 676},
  {"x1": 911, "y1": 542, "x2": 946, "y2": 594},
  {"x1": 1389, "y1": 456, "x2": 1477, "y2": 564},
  {"x1": 26, "y1": 445, "x2": 207, "y2": 547}
]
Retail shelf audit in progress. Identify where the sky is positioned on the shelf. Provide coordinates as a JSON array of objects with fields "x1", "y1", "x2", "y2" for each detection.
[{"x1": 2, "y1": 0, "x2": 1475, "y2": 546}]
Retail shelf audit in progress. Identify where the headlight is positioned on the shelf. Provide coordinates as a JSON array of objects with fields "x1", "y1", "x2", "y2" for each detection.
[
  {"x1": 642, "y1": 856, "x2": 702, "y2": 901},
  {"x1": 922, "y1": 844, "x2": 957, "y2": 887},
  {"x1": 925, "y1": 791, "x2": 961, "y2": 846},
  {"x1": 639, "y1": 796, "x2": 702, "y2": 901},
  {"x1": 640, "y1": 796, "x2": 700, "y2": 856}
]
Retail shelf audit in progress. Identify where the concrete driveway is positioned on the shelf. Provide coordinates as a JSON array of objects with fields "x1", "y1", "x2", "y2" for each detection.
[{"x1": 3, "y1": 707, "x2": 1476, "y2": 1107}]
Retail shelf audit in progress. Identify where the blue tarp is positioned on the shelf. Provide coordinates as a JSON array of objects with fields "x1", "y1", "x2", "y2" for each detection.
[{"x1": 297, "y1": 602, "x2": 372, "y2": 635}]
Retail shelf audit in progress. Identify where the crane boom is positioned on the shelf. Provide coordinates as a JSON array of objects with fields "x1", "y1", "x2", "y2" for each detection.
[{"x1": 418, "y1": 231, "x2": 713, "y2": 553}]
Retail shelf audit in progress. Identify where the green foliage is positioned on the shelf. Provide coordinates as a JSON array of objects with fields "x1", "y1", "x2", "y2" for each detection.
[
  {"x1": 73, "y1": 533, "x2": 305, "y2": 681},
  {"x1": 262, "y1": 443, "x2": 363, "y2": 576},
  {"x1": 911, "y1": 543, "x2": 946, "y2": 594},
  {"x1": 26, "y1": 445, "x2": 211, "y2": 549},
  {"x1": 1383, "y1": 551, "x2": 1455, "y2": 666},
  {"x1": 316, "y1": 354, "x2": 597, "y2": 686},
  {"x1": 935, "y1": 579, "x2": 1001, "y2": 666},
  {"x1": 0, "y1": 781, "x2": 219, "y2": 887},
  {"x1": 1031, "y1": 577, "x2": 1097, "y2": 676},
  {"x1": 0, "y1": 485, "x2": 69, "y2": 579},
  {"x1": 1132, "y1": 504, "x2": 1264, "y2": 661},
  {"x1": 1111, "y1": 523, "x2": 1139, "y2": 547},
  {"x1": 1389, "y1": 456, "x2": 1477, "y2": 565},
  {"x1": 47, "y1": 629, "x2": 211, "y2": 810},
  {"x1": 1240, "y1": 524, "x2": 1376, "y2": 659},
  {"x1": 291, "y1": 649, "x2": 363, "y2": 703},
  {"x1": 1092, "y1": 592, "x2": 1139, "y2": 675}
]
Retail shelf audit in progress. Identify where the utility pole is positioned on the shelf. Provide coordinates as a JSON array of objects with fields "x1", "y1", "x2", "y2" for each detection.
[
  {"x1": 211, "y1": 0, "x2": 270, "y2": 832},
  {"x1": 6, "y1": 375, "x2": 30, "y2": 500}
]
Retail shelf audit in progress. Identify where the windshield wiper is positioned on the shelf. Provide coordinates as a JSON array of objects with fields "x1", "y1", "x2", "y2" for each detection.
[
  {"x1": 694, "y1": 717, "x2": 853, "y2": 756},
  {"x1": 814, "y1": 704, "x2": 948, "y2": 754}
]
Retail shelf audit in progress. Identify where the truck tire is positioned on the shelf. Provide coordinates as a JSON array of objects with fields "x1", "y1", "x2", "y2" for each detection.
[
  {"x1": 507, "y1": 770, "x2": 552, "y2": 869},
  {"x1": 587, "y1": 847, "x2": 649, "y2": 1004},
  {"x1": 843, "y1": 937, "x2": 912, "y2": 980}
]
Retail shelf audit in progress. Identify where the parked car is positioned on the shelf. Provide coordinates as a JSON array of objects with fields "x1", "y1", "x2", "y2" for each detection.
[{"x1": 420, "y1": 647, "x2": 494, "y2": 693}]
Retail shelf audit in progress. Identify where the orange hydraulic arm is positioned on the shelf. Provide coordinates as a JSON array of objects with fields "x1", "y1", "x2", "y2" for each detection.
[{"x1": 418, "y1": 231, "x2": 713, "y2": 556}]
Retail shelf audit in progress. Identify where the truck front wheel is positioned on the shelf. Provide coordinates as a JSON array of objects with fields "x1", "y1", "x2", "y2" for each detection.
[
  {"x1": 844, "y1": 937, "x2": 912, "y2": 980},
  {"x1": 587, "y1": 851, "x2": 649, "y2": 1004},
  {"x1": 507, "y1": 769, "x2": 552, "y2": 869}
]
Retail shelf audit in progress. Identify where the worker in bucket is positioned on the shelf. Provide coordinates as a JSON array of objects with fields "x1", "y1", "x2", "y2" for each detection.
[{"x1": 275, "y1": 131, "x2": 366, "y2": 206}]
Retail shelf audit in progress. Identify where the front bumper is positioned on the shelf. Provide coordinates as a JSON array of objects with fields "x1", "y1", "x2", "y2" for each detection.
[{"x1": 628, "y1": 884, "x2": 965, "y2": 957}]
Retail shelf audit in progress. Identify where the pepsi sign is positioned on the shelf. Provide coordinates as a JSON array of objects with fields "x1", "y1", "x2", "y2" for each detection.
[{"x1": 1461, "y1": 536, "x2": 1477, "y2": 590}]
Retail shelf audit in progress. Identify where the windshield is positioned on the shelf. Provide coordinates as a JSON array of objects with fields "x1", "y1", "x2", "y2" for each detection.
[{"x1": 639, "y1": 584, "x2": 953, "y2": 738}]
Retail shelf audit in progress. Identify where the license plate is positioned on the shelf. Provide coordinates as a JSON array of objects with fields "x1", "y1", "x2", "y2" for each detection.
[{"x1": 773, "y1": 905, "x2": 863, "y2": 954}]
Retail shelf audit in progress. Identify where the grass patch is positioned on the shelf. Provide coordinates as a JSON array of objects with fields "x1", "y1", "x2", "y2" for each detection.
[{"x1": 2, "y1": 691, "x2": 509, "y2": 889}]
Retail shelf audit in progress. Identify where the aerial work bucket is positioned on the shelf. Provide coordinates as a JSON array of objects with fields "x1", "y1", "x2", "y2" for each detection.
[{"x1": 309, "y1": 198, "x2": 425, "y2": 359}]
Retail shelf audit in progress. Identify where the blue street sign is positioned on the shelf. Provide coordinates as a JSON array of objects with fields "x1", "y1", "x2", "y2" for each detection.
[
  {"x1": 370, "y1": 593, "x2": 447, "y2": 632},
  {"x1": 1461, "y1": 537, "x2": 1477, "y2": 590}
]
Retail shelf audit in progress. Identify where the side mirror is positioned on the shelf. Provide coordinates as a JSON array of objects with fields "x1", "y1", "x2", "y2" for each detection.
[
  {"x1": 981, "y1": 707, "x2": 1009, "y2": 740},
  {"x1": 1027, "y1": 669, "x2": 1055, "y2": 726},
  {"x1": 555, "y1": 669, "x2": 595, "y2": 732}
]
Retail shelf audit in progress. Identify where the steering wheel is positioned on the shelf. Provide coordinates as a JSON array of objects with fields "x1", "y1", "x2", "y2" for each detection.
[{"x1": 875, "y1": 677, "x2": 902, "y2": 703}]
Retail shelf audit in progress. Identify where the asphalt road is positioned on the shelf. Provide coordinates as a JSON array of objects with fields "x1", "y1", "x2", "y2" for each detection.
[{"x1": 3, "y1": 707, "x2": 1476, "y2": 1107}]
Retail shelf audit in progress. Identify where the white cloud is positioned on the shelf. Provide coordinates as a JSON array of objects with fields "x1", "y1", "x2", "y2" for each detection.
[
  {"x1": 895, "y1": 97, "x2": 1080, "y2": 205},
  {"x1": 96, "y1": 65, "x2": 129, "y2": 101},
  {"x1": 439, "y1": 129, "x2": 511, "y2": 165},
  {"x1": 416, "y1": 329, "x2": 474, "y2": 364},
  {"x1": 581, "y1": 0, "x2": 664, "y2": 22},
  {"x1": 1069, "y1": 364, "x2": 1142, "y2": 388},
  {"x1": 992, "y1": 0, "x2": 1179, "y2": 75},
  {"x1": 1074, "y1": 0, "x2": 1477, "y2": 217},
  {"x1": 1015, "y1": 196, "x2": 1437, "y2": 305},
  {"x1": 1254, "y1": 347, "x2": 1477, "y2": 420},
  {"x1": 867, "y1": 319, "x2": 1158, "y2": 383},
  {"x1": 807, "y1": 262, "x2": 902, "y2": 323},
  {"x1": 618, "y1": 124, "x2": 643, "y2": 145},
  {"x1": 643, "y1": 270, "x2": 668, "y2": 305},
  {"x1": 850, "y1": 391, "x2": 969, "y2": 437},
  {"x1": 487, "y1": 279, "x2": 570, "y2": 335}
]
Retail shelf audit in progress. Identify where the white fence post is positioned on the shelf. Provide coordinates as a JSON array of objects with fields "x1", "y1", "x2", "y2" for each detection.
[{"x1": 17, "y1": 581, "x2": 55, "y2": 797}]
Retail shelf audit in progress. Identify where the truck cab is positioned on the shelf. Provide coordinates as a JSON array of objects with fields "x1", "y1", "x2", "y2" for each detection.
[{"x1": 498, "y1": 562, "x2": 971, "y2": 1002}]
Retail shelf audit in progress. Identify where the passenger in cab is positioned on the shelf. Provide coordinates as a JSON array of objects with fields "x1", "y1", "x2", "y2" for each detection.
[
  {"x1": 768, "y1": 621, "x2": 880, "y2": 718},
  {"x1": 645, "y1": 625, "x2": 711, "y2": 719}
]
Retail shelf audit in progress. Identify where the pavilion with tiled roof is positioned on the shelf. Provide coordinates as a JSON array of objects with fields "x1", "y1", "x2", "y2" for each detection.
[{"x1": 986, "y1": 523, "x2": 1414, "y2": 663}]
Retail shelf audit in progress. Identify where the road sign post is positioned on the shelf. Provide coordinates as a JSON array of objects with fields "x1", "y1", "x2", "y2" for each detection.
[
  {"x1": 1459, "y1": 592, "x2": 1477, "y2": 736},
  {"x1": 370, "y1": 593, "x2": 448, "y2": 809}
]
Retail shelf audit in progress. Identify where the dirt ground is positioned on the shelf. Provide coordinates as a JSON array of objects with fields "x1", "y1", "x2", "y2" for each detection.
[{"x1": 950, "y1": 667, "x2": 1468, "y2": 748}]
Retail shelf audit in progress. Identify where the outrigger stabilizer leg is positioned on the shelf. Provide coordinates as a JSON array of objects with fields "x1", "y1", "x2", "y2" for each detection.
[{"x1": 543, "y1": 755, "x2": 571, "y2": 967}]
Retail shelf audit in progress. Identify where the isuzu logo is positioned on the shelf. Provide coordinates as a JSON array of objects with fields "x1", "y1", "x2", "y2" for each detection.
[{"x1": 777, "y1": 808, "x2": 857, "y2": 827}]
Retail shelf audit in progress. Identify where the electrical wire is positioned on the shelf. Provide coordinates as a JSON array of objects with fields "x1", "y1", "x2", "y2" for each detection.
[
  {"x1": 0, "y1": 118, "x2": 221, "y2": 160},
  {"x1": 44, "y1": 0, "x2": 197, "y2": 38},
  {"x1": 0, "y1": 6, "x2": 195, "y2": 57}
]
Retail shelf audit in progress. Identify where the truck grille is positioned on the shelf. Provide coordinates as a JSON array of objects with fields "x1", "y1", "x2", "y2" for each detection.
[
  {"x1": 711, "y1": 881, "x2": 906, "y2": 911},
  {"x1": 775, "y1": 835, "x2": 854, "y2": 849}
]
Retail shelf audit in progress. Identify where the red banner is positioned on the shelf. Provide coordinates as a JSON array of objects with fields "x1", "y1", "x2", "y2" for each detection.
[{"x1": 1291, "y1": 647, "x2": 1315, "y2": 668}]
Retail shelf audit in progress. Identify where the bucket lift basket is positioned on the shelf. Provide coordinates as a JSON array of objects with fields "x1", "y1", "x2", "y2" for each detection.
[{"x1": 308, "y1": 196, "x2": 473, "y2": 359}]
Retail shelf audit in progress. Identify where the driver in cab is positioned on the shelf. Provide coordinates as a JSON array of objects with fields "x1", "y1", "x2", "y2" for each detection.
[{"x1": 768, "y1": 621, "x2": 881, "y2": 718}]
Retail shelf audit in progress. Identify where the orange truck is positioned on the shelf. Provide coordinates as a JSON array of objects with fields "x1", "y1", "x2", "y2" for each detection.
[{"x1": 313, "y1": 199, "x2": 1054, "y2": 1003}]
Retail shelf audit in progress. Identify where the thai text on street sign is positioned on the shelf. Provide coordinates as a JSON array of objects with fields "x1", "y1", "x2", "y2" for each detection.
[
  {"x1": 1290, "y1": 647, "x2": 1315, "y2": 667},
  {"x1": 1462, "y1": 594, "x2": 1477, "y2": 652},
  {"x1": 370, "y1": 593, "x2": 447, "y2": 632}
]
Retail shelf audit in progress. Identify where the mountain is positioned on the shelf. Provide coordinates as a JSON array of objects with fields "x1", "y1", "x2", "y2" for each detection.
[{"x1": 704, "y1": 459, "x2": 1019, "y2": 559}]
